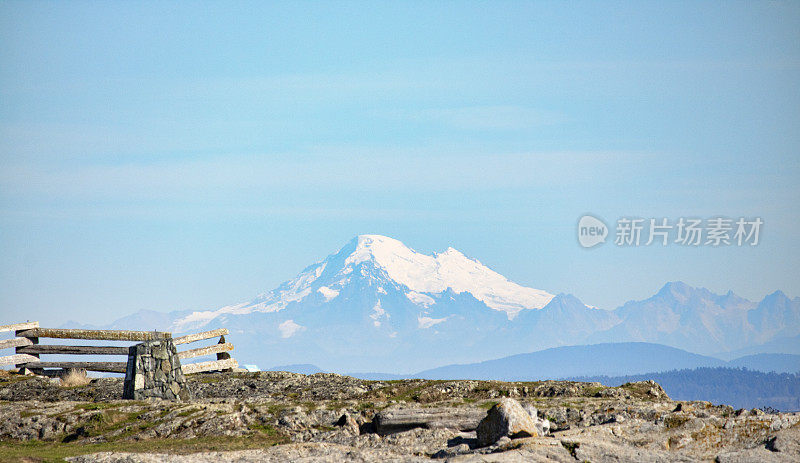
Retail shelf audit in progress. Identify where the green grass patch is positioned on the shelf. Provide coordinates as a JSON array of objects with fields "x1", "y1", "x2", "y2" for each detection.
[
  {"x1": 176, "y1": 407, "x2": 201, "y2": 417},
  {"x1": 73, "y1": 403, "x2": 122, "y2": 411},
  {"x1": 583, "y1": 386, "x2": 605, "y2": 397},
  {"x1": 300, "y1": 401, "x2": 318, "y2": 411},
  {"x1": 0, "y1": 373, "x2": 32, "y2": 386},
  {"x1": 356, "y1": 401, "x2": 375, "y2": 411},
  {"x1": 247, "y1": 423, "x2": 279, "y2": 436},
  {"x1": 265, "y1": 403, "x2": 290, "y2": 415},
  {"x1": 62, "y1": 410, "x2": 141, "y2": 442},
  {"x1": 0, "y1": 434, "x2": 288, "y2": 463},
  {"x1": 312, "y1": 425, "x2": 337, "y2": 432}
]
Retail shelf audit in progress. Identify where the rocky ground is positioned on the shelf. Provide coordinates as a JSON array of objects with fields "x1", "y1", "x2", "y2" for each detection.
[{"x1": 0, "y1": 369, "x2": 798, "y2": 462}]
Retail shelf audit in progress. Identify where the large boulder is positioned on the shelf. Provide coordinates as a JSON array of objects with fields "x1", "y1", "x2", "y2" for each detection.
[
  {"x1": 373, "y1": 407, "x2": 487, "y2": 435},
  {"x1": 476, "y1": 398, "x2": 540, "y2": 447}
]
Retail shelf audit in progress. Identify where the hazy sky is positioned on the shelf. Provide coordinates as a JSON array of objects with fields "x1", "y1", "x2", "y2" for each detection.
[{"x1": 1, "y1": 1, "x2": 799, "y2": 326}]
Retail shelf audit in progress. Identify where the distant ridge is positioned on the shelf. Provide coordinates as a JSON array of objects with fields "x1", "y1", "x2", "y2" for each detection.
[
  {"x1": 347, "y1": 343, "x2": 800, "y2": 381},
  {"x1": 384, "y1": 343, "x2": 724, "y2": 380},
  {"x1": 715, "y1": 333, "x2": 800, "y2": 360}
]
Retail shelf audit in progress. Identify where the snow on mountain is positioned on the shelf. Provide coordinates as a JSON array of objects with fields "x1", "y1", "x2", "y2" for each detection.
[
  {"x1": 317, "y1": 286, "x2": 339, "y2": 301},
  {"x1": 172, "y1": 234, "x2": 554, "y2": 332},
  {"x1": 342, "y1": 235, "x2": 553, "y2": 316},
  {"x1": 85, "y1": 236, "x2": 800, "y2": 372}
]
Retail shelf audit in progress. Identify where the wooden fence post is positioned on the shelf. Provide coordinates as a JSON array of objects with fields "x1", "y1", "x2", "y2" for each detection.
[{"x1": 217, "y1": 335, "x2": 233, "y2": 372}]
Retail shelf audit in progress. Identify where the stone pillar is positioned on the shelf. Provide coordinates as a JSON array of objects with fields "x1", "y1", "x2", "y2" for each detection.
[{"x1": 123, "y1": 339, "x2": 192, "y2": 401}]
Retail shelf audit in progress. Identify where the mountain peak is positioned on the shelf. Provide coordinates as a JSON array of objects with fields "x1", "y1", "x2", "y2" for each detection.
[
  {"x1": 765, "y1": 290, "x2": 788, "y2": 300},
  {"x1": 655, "y1": 281, "x2": 702, "y2": 302},
  {"x1": 344, "y1": 234, "x2": 424, "y2": 269},
  {"x1": 439, "y1": 246, "x2": 461, "y2": 254},
  {"x1": 354, "y1": 234, "x2": 406, "y2": 250},
  {"x1": 340, "y1": 235, "x2": 554, "y2": 317},
  {"x1": 658, "y1": 281, "x2": 691, "y2": 293},
  {"x1": 550, "y1": 293, "x2": 585, "y2": 305},
  {"x1": 534, "y1": 293, "x2": 591, "y2": 315}
]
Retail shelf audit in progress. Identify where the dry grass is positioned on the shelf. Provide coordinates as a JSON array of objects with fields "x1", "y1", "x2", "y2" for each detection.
[{"x1": 60, "y1": 369, "x2": 90, "y2": 388}]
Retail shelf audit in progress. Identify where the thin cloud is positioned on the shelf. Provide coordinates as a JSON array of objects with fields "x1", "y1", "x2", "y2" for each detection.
[
  {"x1": 410, "y1": 106, "x2": 567, "y2": 131},
  {"x1": 0, "y1": 148, "x2": 653, "y2": 201}
]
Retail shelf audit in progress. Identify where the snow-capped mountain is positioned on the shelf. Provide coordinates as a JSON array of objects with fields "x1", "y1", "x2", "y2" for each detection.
[
  {"x1": 78, "y1": 235, "x2": 800, "y2": 372},
  {"x1": 154, "y1": 235, "x2": 557, "y2": 371},
  {"x1": 172, "y1": 234, "x2": 554, "y2": 332}
]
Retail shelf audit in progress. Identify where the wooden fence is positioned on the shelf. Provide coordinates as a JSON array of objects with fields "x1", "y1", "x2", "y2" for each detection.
[{"x1": 0, "y1": 321, "x2": 238, "y2": 375}]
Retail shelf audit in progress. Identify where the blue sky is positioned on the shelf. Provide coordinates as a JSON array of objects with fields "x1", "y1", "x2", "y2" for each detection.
[{"x1": 1, "y1": 1, "x2": 799, "y2": 325}]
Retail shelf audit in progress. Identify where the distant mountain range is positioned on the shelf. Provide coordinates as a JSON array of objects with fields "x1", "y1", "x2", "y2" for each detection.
[
  {"x1": 400, "y1": 343, "x2": 727, "y2": 380},
  {"x1": 585, "y1": 283, "x2": 800, "y2": 355},
  {"x1": 343, "y1": 343, "x2": 800, "y2": 381},
  {"x1": 714, "y1": 333, "x2": 800, "y2": 360},
  {"x1": 61, "y1": 235, "x2": 800, "y2": 373}
]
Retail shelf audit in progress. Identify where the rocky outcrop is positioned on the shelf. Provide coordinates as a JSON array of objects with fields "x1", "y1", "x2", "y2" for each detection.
[
  {"x1": 476, "y1": 398, "x2": 548, "y2": 446},
  {"x1": 1, "y1": 371, "x2": 798, "y2": 462}
]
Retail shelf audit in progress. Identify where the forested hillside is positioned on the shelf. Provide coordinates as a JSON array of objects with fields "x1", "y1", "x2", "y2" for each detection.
[{"x1": 573, "y1": 367, "x2": 800, "y2": 411}]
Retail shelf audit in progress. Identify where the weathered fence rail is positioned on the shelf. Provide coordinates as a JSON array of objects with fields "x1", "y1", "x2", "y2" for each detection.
[
  {"x1": 15, "y1": 328, "x2": 171, "y2": 342},
  {"x1": 0, "y1": 321, "x2": 237, "y2": 375},
  {"x1": 173, "y1": 328, "x2": 228, "y2": 345},
  {"x1": 0, "y1": 353, "x2": 41, "y2": 367},
  {"x1": 0, "y1": 322, "x2": 39, "y2": 333}
]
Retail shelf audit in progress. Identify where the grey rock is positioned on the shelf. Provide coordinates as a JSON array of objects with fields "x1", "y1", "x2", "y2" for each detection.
[
  {"x1": 495, "y1": 435, "x2": 512, "y2": 447},
  {"x1": 534, "y1": 417, "x2": 550, "y2": 436},
  {"x1": 335, "y1": 413, "x2": 359, "y2": 435},
  {"x1": 476, "y1": 398, "x2": 541, "y2": 447},
  {"x1": 716, "y1": 427, "x2": 800, "y2": 463},
  {"x1": 522, "y1": 404, "x2": 538, "y2": 419},
  {"x1": 766, "y1": 425, "x2": 800, "y2": 454},
  {"x1": 374, "y1": 407, "x2": 485, "y2": 434},
  {"x1": 66, "y1": 443, "x2": 431, "y2": 462}
]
